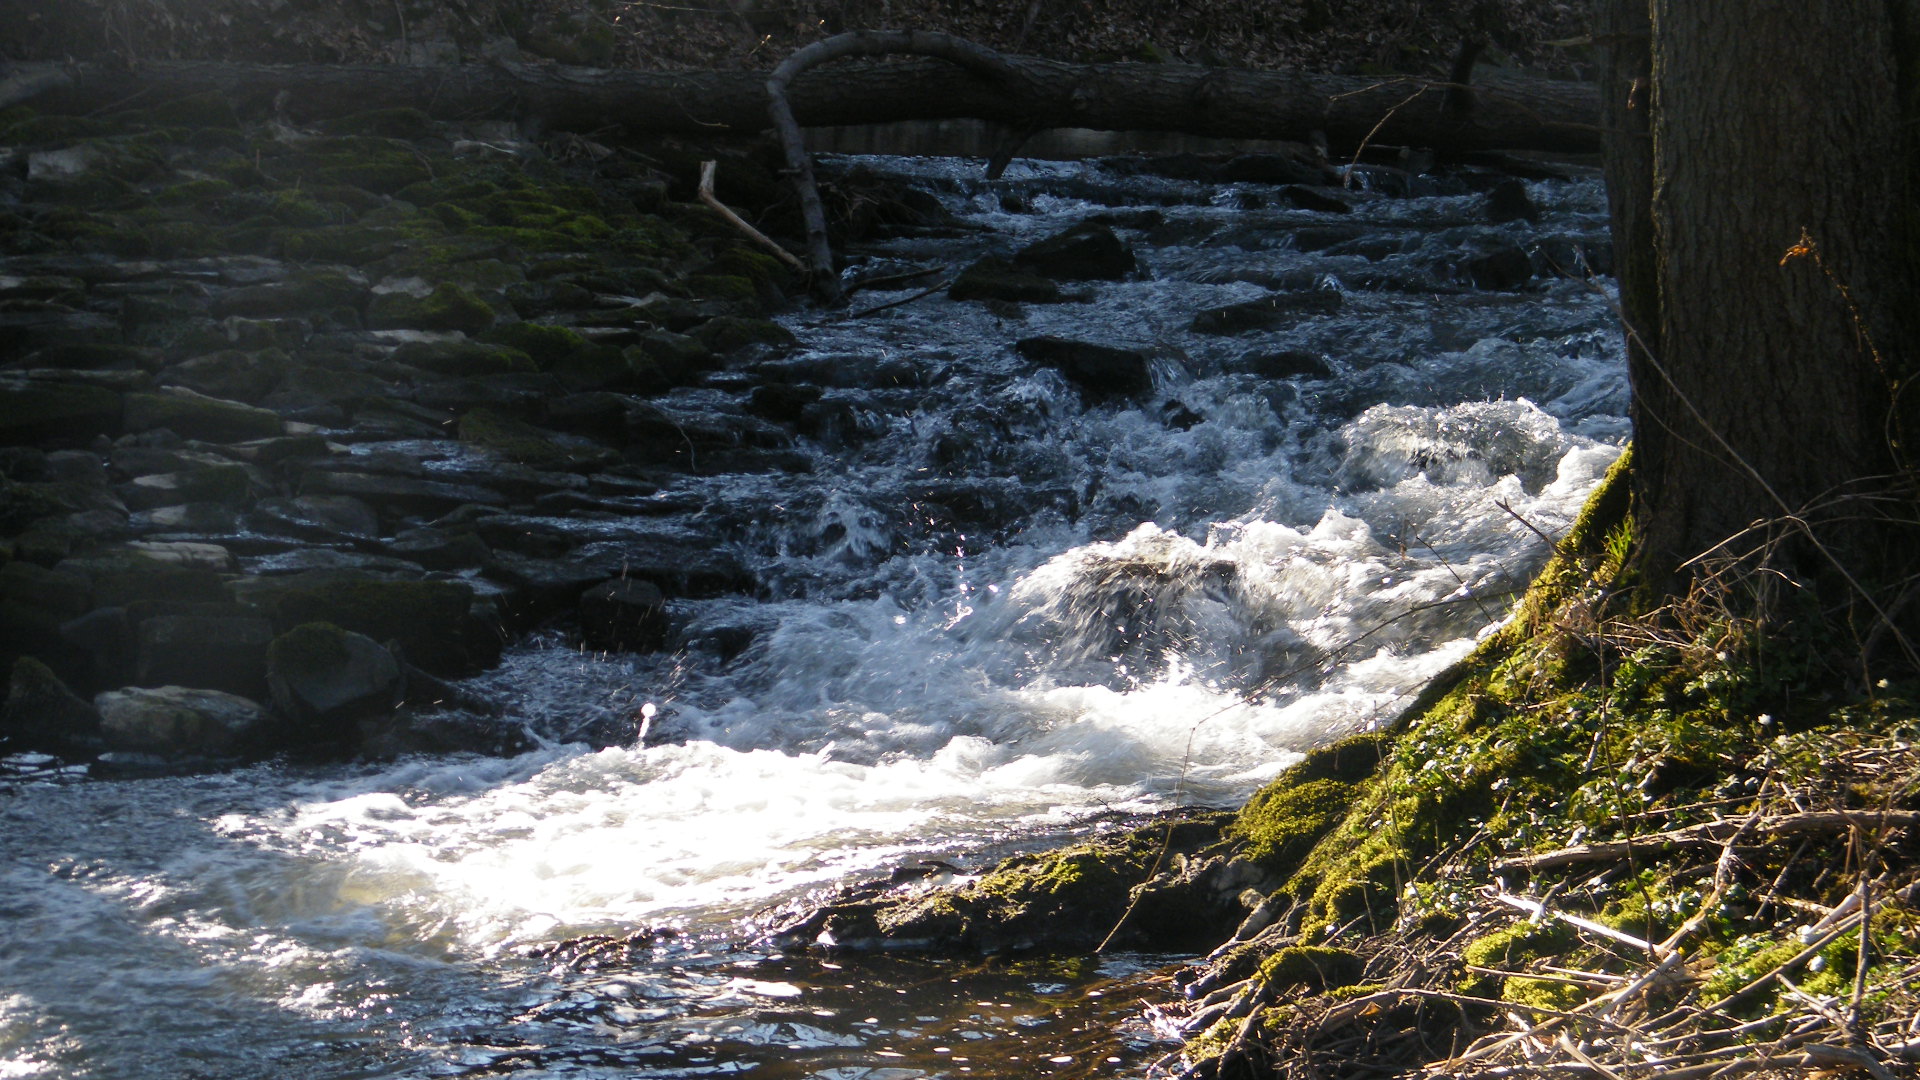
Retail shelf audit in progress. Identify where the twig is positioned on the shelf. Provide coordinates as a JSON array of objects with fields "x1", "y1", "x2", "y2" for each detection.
[
  {"x1": 1492, "y1": 809, "x2": 1920, "y2": 873},
  {"x1": 697, "y1": 160, "x2": 806, "y2": 271},
  {"x1": 846, "y1": 277, "x2": 954, "y2": 318}
]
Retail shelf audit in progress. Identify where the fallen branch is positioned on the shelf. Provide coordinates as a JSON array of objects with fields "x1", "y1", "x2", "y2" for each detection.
[
  {"x1": 696, "y1": 159, "x2": 806, "y2": 271},
  {"x1": 1492, "y1": 809, "x2": 1920, "y2": 873}
]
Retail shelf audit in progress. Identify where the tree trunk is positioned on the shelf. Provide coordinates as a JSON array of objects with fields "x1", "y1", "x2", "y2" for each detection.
[
  {"x1": 2, "y1": 56, "x2": 1600, "y2": 154},
  {"x1": 1611, "y1": 1, "x2": 1920, "y2": 655}
]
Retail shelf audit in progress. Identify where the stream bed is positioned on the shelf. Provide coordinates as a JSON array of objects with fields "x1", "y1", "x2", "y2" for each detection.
[{"x1": 1, "y1": 150, "x2": 1625, "y2": 1079}]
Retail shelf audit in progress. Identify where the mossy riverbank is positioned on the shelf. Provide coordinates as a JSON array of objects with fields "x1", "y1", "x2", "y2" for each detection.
[{"x1": 769, "y1": 450, "x2": 1920, "y2": 1079}]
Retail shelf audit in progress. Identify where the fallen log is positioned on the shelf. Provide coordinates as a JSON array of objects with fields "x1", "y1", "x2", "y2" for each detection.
[{"x1": 2, "y1": 55, "x2": 1598, "y2": 156}]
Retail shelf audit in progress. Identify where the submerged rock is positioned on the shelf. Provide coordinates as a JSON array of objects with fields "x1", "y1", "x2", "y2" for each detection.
[
  {"x1": 578, "y1": 578, "x2": 668, "y2": 652},
  {"x1": 949, "y1": 258, "x2": 1063, "y2": 303},
  {"x1": 1190, "y1": 290, "x2": 1345, "y2": 334}
]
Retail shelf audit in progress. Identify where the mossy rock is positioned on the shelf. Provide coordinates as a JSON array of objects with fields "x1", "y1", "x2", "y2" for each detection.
[
  {"x1": 125, "y1": 389, "x2": 283, "y2": 444},
  {"x1": 280, "y1": 226, "x2": 413, "y2": 265},
  {"x1": 366, "y1": 284, "x2": 496, "y2": 333},
  {"x1": 0, "y1": 381, "x2": 123, "y2": 444},
  {"x1": 389, "y1": 340, "x2": 536, "y2": 376},
  {"x1": 256, "y1": 576, "x2": 496, "y2": 675},
  {"x1": 120, "y1": 93, "x2": 240, "y2": 130},
  {"x1": 456, "y1": 408, "x2": 619, "y2": 472},
  {"x1": 0, "y1": 111, "x2": 117, "y2": 145},
  {"x1": 324, "y1": 108, "x2": 436, "y2": 140},
  {"x1": 155, "y1": 178, "x2": 238, "y2": 207},
  {"x1": 481, "y1": 322, "x2": 589, "y2": 366},
  {"x1": 692, "y1": 316, "x2": 796, "y2": 354},
  {"x1": 1256, "y1": 946, "x2": 1365, "y2": 991}
]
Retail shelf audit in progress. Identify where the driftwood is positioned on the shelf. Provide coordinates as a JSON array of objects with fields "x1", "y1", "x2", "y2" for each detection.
[
  {"x1": 1, "y1": 55, "x2": 1598, "y2": 154},
  {"x1": 1491, "y1": 809, "x2": 1920, "y2": 874}
]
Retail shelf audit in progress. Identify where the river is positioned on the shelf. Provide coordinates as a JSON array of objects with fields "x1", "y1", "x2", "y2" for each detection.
[{"x1": 0, "y1": 150, "x2": 1625, "y2": 1079}]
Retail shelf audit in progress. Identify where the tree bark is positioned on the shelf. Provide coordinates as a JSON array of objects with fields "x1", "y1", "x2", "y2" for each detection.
[
  {"x1": 1, "y1": 56, "x2": 1600, "y2": 154},
  {"x1": 1614, "y1": 2, "x2": 1920, "y2": 658}
]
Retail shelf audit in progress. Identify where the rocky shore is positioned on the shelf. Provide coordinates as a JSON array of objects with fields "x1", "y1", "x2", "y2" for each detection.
[{"x1": 0, "y1": 95, "x2": 858, "y2": 767}]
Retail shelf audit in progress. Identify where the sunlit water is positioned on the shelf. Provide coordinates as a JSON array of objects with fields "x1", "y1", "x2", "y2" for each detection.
[{"x1": 0, "y1": 154, "x2": 1625, "y2": 1078}]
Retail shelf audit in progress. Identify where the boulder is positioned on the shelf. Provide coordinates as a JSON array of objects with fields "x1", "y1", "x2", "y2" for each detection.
[
  {"x1": 1012, "y1": 222, "x2": 1136, "y2": 280},
  {"x1": 124, "y1": 387, "x2": 284, "y2": 443},
  {"x1": 1014, "y1": 336, "x2": 1155, "y2": 402},
  {"x1": 578, "y1": 578, "x2": 668, "y2": 652},
  {"x1": 745, "y1": 383, "x2": 824, "y2": 424},
  {"x1": 1228, "y1": 350, "x2": 1335, "y2": 379},
  {"x1": 94, "y1": 684, "x2": 266, "y2": 756},
  {"x1": 266, "y1": 622, "x2": 403, "y2": 735},
  {"x1": 120, "y1": 464, "x2": 255, "y2": 511},
  {"x1": 1280, "y1": 185, "x2": 1352, "y2": 214},
  {"x1": 1223, "y1": 152, "x2": 1331, "y2": 186},
  {"x1": 1, "y1": 656, "x2": 103, "y2": 754},
  {"x1": 156, "y1": 349, "x2": 291, "y2": 403},
  {"x1": 1485, "y1": 178, "x2": 1541, "y2": 223},
  {"x1": 250, "y1": 494, "x2": 382, "y2": 542},
  {"x1": 0, "y1": 379, "x2": 123, "y2": 445},
  {"x1": 948, "y1": 258, "x2": 1062, "y2": 303},
  {"x1": 1463, "y1": 243, "x2": 1535, "y2": 290},
  {"x1": 135, "y1": 614, "x2": 275, "y2": 698},
  {"x1": 251, "y1": 574, "x2": 498, "y2": 675}
]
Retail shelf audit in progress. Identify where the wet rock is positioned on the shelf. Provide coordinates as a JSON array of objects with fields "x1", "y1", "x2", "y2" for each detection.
[
  {"x1": 94, "y1": 684, "x2": 266, "y2": 756},
  {"x1": 155, "y1": 349, "x2": 290, "y2": 403},
  {"x1": 949, "y1": 258, "x2": 1066, "y2": 304},
  {"x1": 1223, "y1": 152, "x2": 1331, "y2": 186},
  {"x1": 1280, "y1": 185, "x2": 1352, "y2": 214},
  {"x1": 299, "y1": 468, "x2": 511, "y2": 517},
  {"x1": 136, "y1": 614, "x2": 274, "y2": 698},
  {"x1": 1, "y1": 656, "x2": 103, "y2": 754},
  {"x1": 544, "y1": 392, "x2": 632, "y2": 443},
  {"x1": 1162, "y1": 400, "x2": 1204, "y2": 430},
  {"x1": 1190, "y1": 290, "x2": 1345, "y2": 334},
  {"x1": 0, "y1": 310, "x2": 121, "y2": 356},
  {"x1": 242, "y1": 549, "x2": 425, "y2": 576},
  {"x1": 1485, "y1": 178, "x2": 1541, "y2": 223},
  {"x1": 57, "y1": 606, "x2": 134, "y2": 687},
  {"x1": 389, "y1": 339, "x2": 536, "y2": 376},
  {"x1": 745, "y1": 383, "x2": 824, "y2": 424},
  {"x1": 456, "y1": 408, "x2": 620, "y2": 472},
  {"x1": 43, "y1": 450, "x2": 106, "y2": 487},
  {"x1": 17, "y1": 343, "x2": 162, "y2": 373},
  {"x1": 250, "y1": 494, "x2": 381, "y2": 542},
  {"x1": 124, "y1": 387, "x2": 285, "y2": 443},
  {"x1": 120, "y1": 464, "x2": 255, "y2": 511},
  {"x1": 385, "y1": 528, "x2": 492, "y2": 570},
  {"x1": 0, "y1": 561, "x2": 97, "y2": 669},
  {"x1": 367, "y1": 283, "x2": 497, "y2": 334},
  {"x1": 0, "y1": 379, "x2": 123, "y2": 445},
  {"x1": 248, "y1": 573, "x2": 498, "y2": 675},
  {"x1": 1229, "y1": 349, "x2": 1335, "y2": 379},
  {"x1": 1012, "y1": 222, "x2": 1136, "y2": 280},
  {"x1": 691, "y1": 316, "x2": 797, "y2": 355},
  {"x1": 578, "y1": 578, "x2": 668, "y2": 652},
  {"x1": 1013, "y1": 336, "x2": 1154, "y2": 403},
  {"x1": 266, "y1": 622, "x2": 404, "y2": 737},
  {"x1": 209, "y1": 269, "x2": 368, "y2": 319},
  {"x1": 131, "y1": 502, "x2": 245, "y2": 536},
  {"x1": 1463, "y1": 243, "x2": 1535, "y2": 290}
]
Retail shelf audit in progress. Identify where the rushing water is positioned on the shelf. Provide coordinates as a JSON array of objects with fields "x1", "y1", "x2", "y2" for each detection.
[{"x1": 0, "y1": 153, "x2": 1626, "y2": 1079}]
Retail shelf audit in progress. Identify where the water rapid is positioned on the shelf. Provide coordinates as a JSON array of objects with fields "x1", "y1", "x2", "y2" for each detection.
[{"x1": 1, "y1": 152, "x2": 1626, "y2": 1079}]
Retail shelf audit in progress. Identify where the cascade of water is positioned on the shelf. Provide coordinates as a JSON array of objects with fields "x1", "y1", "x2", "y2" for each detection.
[{"x1": 0, "y1": 153, "x2": 1625, "y2": 1079}]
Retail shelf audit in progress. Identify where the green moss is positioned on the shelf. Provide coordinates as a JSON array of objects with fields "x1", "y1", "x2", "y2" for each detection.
[
  {"x1": 266, "y1": 621, "x2": 352, "y2": 670},
  {"x1": 156, "y1": 178, "x2": 237, "y2": 207},
  {"x1": 325, "y1": 108, "x2": 435, "y2": 140},
  {"x1": 1459, "y1": 921, "x2": 1578, "y2": 997},
  {"x1": 1255, "y1": 946, "x2": 1364, "y2": 990},
  {"x1": 0, "y1": 112, "x2": 116, "y2": 144},
  {"x1": 390, "y1": 340, "x2": 535, "y2": 376},
  {"x1": 481, "y1": 322, "x2": 588, "y2": 365},
  {"x1": 122, "y1": 93, "x2": 240, "y2": 130},
  {"x1": 692, "y1": 315, "x2": 796, "y2": 354},
  {"x1": 456, "y1": 408, "x2": 617, "y2": 471},
  {"x1": 366, "y1": 284, "x2": 495, "y2": 333},
  {"x1": 1232, "y1": 778, "x2": 1358, "y2": 869}
]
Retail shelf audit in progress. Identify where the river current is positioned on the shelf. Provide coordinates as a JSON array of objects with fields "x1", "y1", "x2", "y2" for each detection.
[{"x1": 1, "y1": 152, "x2": 1625, "y2": 1079}]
